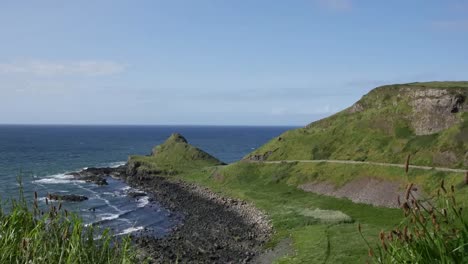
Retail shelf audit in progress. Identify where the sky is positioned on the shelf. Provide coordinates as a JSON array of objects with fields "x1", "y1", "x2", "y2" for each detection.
[{"x1": 0, "y1": 0, "x2": 467, "y2": 126}]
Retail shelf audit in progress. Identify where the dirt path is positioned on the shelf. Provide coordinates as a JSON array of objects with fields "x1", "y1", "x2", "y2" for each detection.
[{"x1": 253, "y1": 159, "x2": 466, "y2": 173}]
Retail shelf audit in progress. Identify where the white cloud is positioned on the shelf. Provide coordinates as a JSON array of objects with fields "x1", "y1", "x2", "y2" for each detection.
[
  {"x1": 270, "y1": 104, "x2": 340, "y2": 116},
  {"x1": 432, "y1": 20, "x2": 468, "y2": 32},
  {"x1": 0, "y1": 60, "x2": 126, "y2": 76},
  {"x1": 315, "y1": 0, "x2": 352, "y2": 11}
]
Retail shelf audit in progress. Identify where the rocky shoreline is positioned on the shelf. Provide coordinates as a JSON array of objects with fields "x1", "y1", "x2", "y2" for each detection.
[{"x1": 68, "y1": 166, "x2": 273, "y2": 263}]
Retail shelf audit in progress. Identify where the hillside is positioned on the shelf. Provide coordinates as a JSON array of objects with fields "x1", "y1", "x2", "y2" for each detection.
[
  {"x1": 246, "y1": 82, "x2": 468, "y2": 169},
  {"x1": 127, "y1": 133, "x2": 224, "y2": 176}
]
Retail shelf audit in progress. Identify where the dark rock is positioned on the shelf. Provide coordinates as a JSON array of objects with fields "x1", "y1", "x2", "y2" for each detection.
[
  {"x1": 128, "y1": 174, "x2": 272, "y2": 263},
  {"x1": 66, "y1": 165, "x2": 128, "y2": 185},
  {"x1": 70, "y1": 152, "x2": 271, "y2": 262},
  {"x1": 128, "y1": 192, "x2": 147, "y2": 198},
  {"x1": 47, "y1": 193, "x2": 88, "y2": 202},
  {"x1": 80, "y1": 175, "x2": 108, "y2": 185}
]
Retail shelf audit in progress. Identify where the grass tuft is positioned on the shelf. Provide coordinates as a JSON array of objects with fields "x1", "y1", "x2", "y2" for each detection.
[
  {"x1": 360, "y1": 180, "x2": 468, "y2": 263},
  {"x1": 0, "y1": 181, "x2": 138, "y2": 264}
]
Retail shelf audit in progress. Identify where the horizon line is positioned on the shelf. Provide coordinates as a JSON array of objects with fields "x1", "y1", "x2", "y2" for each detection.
[{"x1": 0, "y1": 123, "x2": 301, "y2": 128}]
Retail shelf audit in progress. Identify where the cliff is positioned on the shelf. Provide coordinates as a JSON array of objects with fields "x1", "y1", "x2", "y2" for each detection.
[{"x1": 246, "y1": 82, "x2": 468, "y2": 168}]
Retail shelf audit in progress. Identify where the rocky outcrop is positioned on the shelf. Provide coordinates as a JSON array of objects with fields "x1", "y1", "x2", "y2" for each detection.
[
  {"x1": 244, "y1": 149, "x2": 277, "y2": 162},
  {"x1": 47, "y1": 193, "x2": 88, "y2": 202},
  {"x1": 67, "y1": 166, "x2": 127, "y2": 185},
  {"x1": 299, "y1": 178, "x2": 422, "y2": 208},
  {"x1": 405, "y1": 88, "x2": 467, "y2": 135},
  {"x1": 347, "y1": 102, "x2": 364, "y2": 113},
  {"x1": 127, "y1": 191, "x2": 147, "y2": 198}
]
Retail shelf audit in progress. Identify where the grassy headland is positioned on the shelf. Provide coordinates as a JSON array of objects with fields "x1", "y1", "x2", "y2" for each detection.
[
  {"x1": 247, "y1": 82, "x2": 468, "y2": 169},
  {"x1": 126, "y1": 82, "x2": 468, "y2": 262},
  {"x1": 127, "y1": 133, "x2": 224, "y2": 175}
]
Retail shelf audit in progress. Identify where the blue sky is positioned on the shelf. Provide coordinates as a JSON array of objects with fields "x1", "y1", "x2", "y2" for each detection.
[{"x1": 0, "y1": 0, "x2": 467, "y2": 126}]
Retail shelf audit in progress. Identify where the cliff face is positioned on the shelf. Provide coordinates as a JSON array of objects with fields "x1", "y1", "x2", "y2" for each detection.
[
  {"x1": 350, "y1": 83, "x2": 467, "y2": 135},
  {"x1": 247, "y1": 82, "x2": 468, "y2": 168}
]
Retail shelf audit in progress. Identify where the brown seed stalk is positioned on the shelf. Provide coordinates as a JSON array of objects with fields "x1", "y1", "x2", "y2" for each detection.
[
  {"x1": 405, "y1": 183, "x2": 414, "y2": 200},
  {"x1": 405, "y1": 154, "x2": 411, "y2": 174},
  {"x1": 379, "y1": 230, "x2": 385, "y2": 241},
  {"x1": 441, "y1": 180, "x2": 447, "y2": 193},
  {"x1": 403, "y1": 226, "x2": 409, "y2": 241}
]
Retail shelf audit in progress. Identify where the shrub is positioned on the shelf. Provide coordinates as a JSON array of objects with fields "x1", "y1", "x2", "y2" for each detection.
[
  {"x1": 0, "y1": 186, "x2": 138, "y2": 264},
  {"x1": 359, "y1": 180, "x2": 468, "y2": 263}
]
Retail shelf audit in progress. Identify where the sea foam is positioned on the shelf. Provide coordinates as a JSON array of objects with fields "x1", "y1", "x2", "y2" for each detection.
[
  {"x1": 117, "y1": 226, "x2": 144, "y2": 236},
  {"x1": 33, "y1": 173, "x2": 84, "y2": 184}
]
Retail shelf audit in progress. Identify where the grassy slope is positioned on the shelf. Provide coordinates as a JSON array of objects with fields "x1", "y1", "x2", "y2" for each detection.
[
  {"x1": 179, "y1": 163, "x2": 468, "y2": 263},
  {"x1": 127, "y1": 82, "x2": 468, "y2": 262},
  {"x1": 130, "y1": 134, "x2": 468, "y2": 263},
  {"x1": 248, "y1": 82, "x2": 468, "y2": 168},
  {"x1": 128, "y1": 133, "x2": 224, "y2": 174}
]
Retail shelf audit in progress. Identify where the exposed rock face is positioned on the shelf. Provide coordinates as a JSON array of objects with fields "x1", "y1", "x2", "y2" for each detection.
[
  {"x1": 405, "y1": 88, "x2": 467, "y2": 135},
  {"x1": 299, "y1": 178, "x2": 422, "y2": 208},
  {"x1": 125, "y1": 161, "x2": 141, "y2": 177},
  {"x1": 244, "y1": 150, "x2": 276, "y2": 161},
  {"x1": 347, "y1": 102, "x2": 364, "y2": 113},
  {"x1": 47, "y1": 193, "x2": 88, "y2": 202}
]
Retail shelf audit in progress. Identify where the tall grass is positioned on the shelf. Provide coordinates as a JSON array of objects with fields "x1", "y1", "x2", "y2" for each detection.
[
  {"x1": 0, "y1": 185, "x2": 138, "y2": 264},
  {"x1": 359, "y1": 180, "x2": 468, "y2": 263}
]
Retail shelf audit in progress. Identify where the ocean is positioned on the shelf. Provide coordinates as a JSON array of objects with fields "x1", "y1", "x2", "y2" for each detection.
[{"x1": 0, "y1": 125, "x2": 293, "y2": 236}]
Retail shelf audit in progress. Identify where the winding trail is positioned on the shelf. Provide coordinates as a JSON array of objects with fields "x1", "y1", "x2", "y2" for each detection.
[{"x1": 250, "y1": 159, "x2": 467, "y2": 173}]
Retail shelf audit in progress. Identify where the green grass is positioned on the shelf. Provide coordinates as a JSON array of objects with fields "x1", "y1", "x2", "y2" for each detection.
[
  {"x1": 127, "y1": 133, "x2": 223, "y2": 175},
  {"x1": 125, "y1": 130, "x2": 468, "y2": 263},
  {"x1": 177, "y1": 164, "x2": 405, "y2": 263},
  {"x1": 361, "y1": 181, "x2": 468, "y2": 263},
  {"x1": 0, "y1": 187, "x2": 138, "y2": 264},
  {"x1": 247, "y1": 82, "x2": 468, "y2": 169},
  {"x1": 183, "y1": 163, "x2": 467, "y2": 262}
]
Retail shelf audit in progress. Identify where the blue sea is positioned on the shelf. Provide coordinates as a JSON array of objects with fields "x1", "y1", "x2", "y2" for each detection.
[{"x1": 0, "y1": 125, "x2": 292, "y2": 236}]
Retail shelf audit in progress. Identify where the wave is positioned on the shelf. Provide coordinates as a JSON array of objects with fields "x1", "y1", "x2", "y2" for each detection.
[
  {"x1": 116, "y1": 226, "x2": 144, "y2": 236},
  {"x1": 32, "y1": 160, "x2": 125, "y2": 185},
  {"x1": 100, "y1": 213, "x2": 121, "y2": 221},
  {"x1": 120, "y1": 186, "x2": 131, "y2": 191},
  {"x1": 137, "y1": 196, "x2": 150, "y2": 208},
  {"x1": 93, "y1": 209, "x2": 136, "y2": 225},
  {"x1": 100, "y1": 161, "x2": 126, "y2": 168},
  {"x1": 33, "y1": 173, "x2": 85, "y2": 184}
]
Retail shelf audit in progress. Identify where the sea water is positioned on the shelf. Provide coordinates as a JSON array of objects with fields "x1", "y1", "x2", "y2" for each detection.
[{"x1": 0, "y1": 125, "x2": 292, "y2": 236}]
